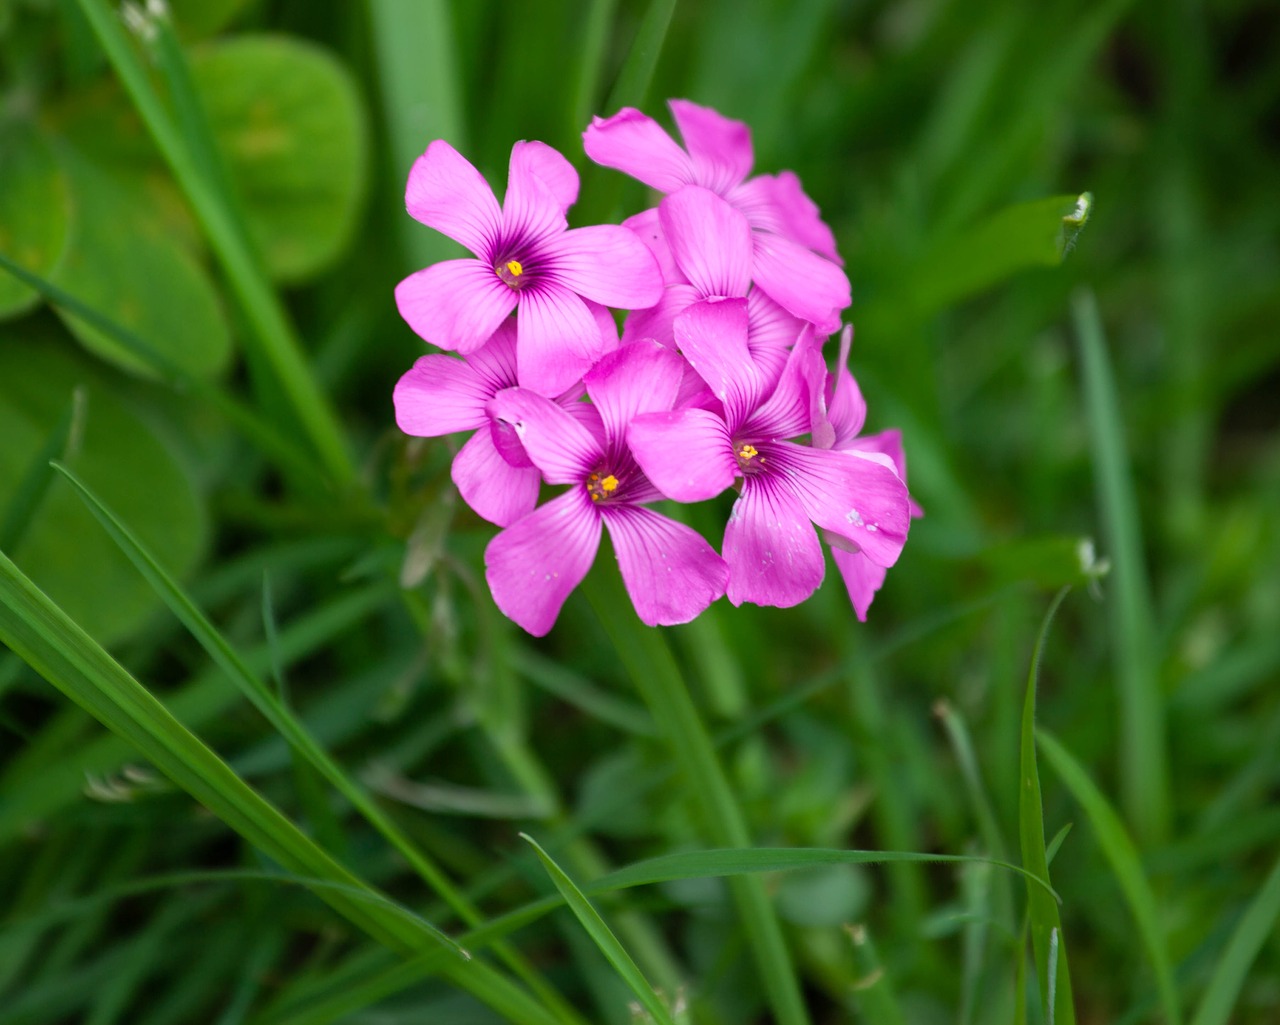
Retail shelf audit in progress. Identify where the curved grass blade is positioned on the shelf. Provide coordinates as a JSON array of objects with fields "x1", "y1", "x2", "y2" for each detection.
[
  {"x1": 845, "y1": 923, "x2": 906, "y2": 1025},
  {"x1": 1189, "y1": 854, "x2": 1280, "y2": 1025},
  {"x1": 1019, "y1": 587, "x2": 1076, "y2": 1025},
  {"x1": 602, "y1": 0, "x2": 677, "y2": 115},
  {"x1": 523, "y1": 834, "x2": 677, "y2": 1025},
  {"x1": 1037, "y1": 729, "x2": 1180, "y2": 1025},
  {"x1": 53, "y1": 463, "x2": 585, "y2": 1025},
  {"x1": 1073, "y1": 287, "x2": 1168, "y2": 844}
]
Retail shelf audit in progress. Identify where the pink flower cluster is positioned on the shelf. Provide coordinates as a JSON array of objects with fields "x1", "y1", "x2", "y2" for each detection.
[{"x1": 393, "y1": 100, "x2": 920, "y2": 637}]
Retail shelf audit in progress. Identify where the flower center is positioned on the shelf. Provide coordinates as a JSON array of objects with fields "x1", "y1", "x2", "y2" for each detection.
[
  {"x1": 496, "y1": 259, "x2": 528, "y2": 290},
  {"x1": 735, "y1": 442, "x2": 765, "y2": 474},
  {"x1": 586, "y1": 471, "x2": 620, "y2": 503}
]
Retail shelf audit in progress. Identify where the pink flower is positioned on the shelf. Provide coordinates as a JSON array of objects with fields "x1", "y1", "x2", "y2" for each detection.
[
  {"x1": 483, "y1": 341, "x2": 728, "y2": 635},
  {"x1": 394, "y1": 140, "x2": 663, "y2": 396},
  {"x1": 584, "y1": 100, "x2": 850, "y2": 333},
  {"x1": 627, "y1": 300, "x2": 910, "y2": 608},
  {"x1": 814, "y1": 327, "x2": 924, "y2": 619}
]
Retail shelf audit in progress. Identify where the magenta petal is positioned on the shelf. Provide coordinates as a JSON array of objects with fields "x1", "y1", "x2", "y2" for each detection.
[
  {"x1": 628, "y1": 408, "x2": 736, "y2": 503},
  {"x1": 660, "y1": 186, "x2": 752, "y2": 299},
  {"x1": 669, "y1": 99, "x2": 753, "y2": 194},
  {"x1": 751, "y1": 232, "x2": 850, "y2": 334},
  {"x1": 621, "y1": 283, "x2": 699, "y2": 349},
  {"x1": 831, "y1": 546, "x2": 888, "y2": 622},
  {"x1": 463, "y1": 319, "x2": 520, "y2": 393},
  {"x1": 771, "y1": 443, "x2": 911, "y2": 569},
  {"x1": 404, "y1": 140, "x2": 503, "y2": 256},
  {"x1": 487, "y1": 387, "x2": 601, "y2": 484},
  {"x1": 731, "y1": 172, "x2": 842, "y2": 265},
  {"x1": 509, "y1": 140, "x2": 579, "y2": 213},
  {"x1": 396, "y1": 259, "x2": 517, "y2": 353},
  {"x1": 541, "y1": 225, "x2": 664, "y2": 310},
  {"x1": 502, "y1": 152, "x2": 567, "y2": 244},
  {"x1": 623, "y1": 208, "x2": 683, "y2": 285},
  {"x1": 516, "y1": 284, "x2": 604, "y2": 396},
  {"x1": 484, "y1": 490, "x2": 602, "y2": 636},
  {"x1": 453, "y1": 429, "x2": 541, "y2": 527},
  {"x1": 723, "y1": 474, "x2": 825, "y2": 608},
  {"x1": 602, "y1": 505, "x2": 728, "y2": 625},
  {"x1": 673, "y1": 298, "x2": 762, "y2": 432},
  {"x1": 744, "y1": 326, "x2": 825, "y2": 441},
  {"x1": 845, "y1": 429, "x2": 923, "y2": 518},
  {"x1": 584, "y1": 339, "x2": 686, "y2": 446},
  {"x1": 827, "y1": 367, "x2": 868, "y2": 446},
  {"x1": 393, "y1": 355, "x2": 488, "y2": 436},
  {"x1": 583, "y1": 108, "x2": 693, "y2": 193},
  {"x1": 746, "y1": 290, "x2": 802, "y2": 390}
]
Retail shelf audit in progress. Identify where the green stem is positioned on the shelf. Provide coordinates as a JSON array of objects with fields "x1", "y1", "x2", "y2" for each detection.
[
  {"x1": 73, "y1": 0, "x2": 354, "y2": 486},
  {"x1": 584, "y1": 569, "x2": 811, "y2": 1025}
]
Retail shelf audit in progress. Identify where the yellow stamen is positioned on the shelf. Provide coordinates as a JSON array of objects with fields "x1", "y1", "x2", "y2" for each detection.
[
  {"x1": 601, "y1": 475, "x2": 619, "y2": 493},
  {"x1": 738, "y1": 444, "x2": 759, "y2": 460},
  {"x1": 505, "y1": 259, "x2": 524, "y2": 277}
]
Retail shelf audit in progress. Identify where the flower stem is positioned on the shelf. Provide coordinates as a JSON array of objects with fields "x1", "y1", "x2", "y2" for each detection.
[{"x1": 584, "y1": 566, "x2": 812, "y2": 1025}]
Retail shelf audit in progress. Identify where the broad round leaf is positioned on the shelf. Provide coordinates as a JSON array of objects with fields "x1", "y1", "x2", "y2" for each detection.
[
  {"x1": 191, "y1": 35, "x2": 369, "y2": 283},
  {"x1": 49, "y1": 146, "x2": 233, "y2": 379},
  {"x1": 0, "y1": 125, "x2": 71, "y2": 318},
  {"x1": 0, "y1": 336, "x2": 209, "y2": 644}
]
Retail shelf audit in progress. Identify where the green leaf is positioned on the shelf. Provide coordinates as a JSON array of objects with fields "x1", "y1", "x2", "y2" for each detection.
[
  {"x1": 49, "y1": 145, "x2": 233, "y2": 379},
  {"x1": 167, "y1": 0, "x2": 252, "y2": 39},
  {"x1": 190, "y1": 35, "x2": 369, "y2": 283},
  {"x1": 522, "y1": 833, "x2": 678, "y2": 1025},
  {"x1": 1036, "y1": 729, "x2": 1181, "y2": 1025},
  {"x1": 0, "y1": 337, "x2": 207, "y2": 644},
  {"x1": 0, "y1": 124, "x2": 71, "y2": 318},
  {"x1": 1019, "y1": 588, "x2": 1076, "y2": 1025}
]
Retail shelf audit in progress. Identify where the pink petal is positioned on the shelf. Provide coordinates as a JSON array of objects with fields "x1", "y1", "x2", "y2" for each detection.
[
  {"x1": 583, "y1": 339, "x2": 686, "y2": 447},
  {"x1": 405, "y1": 140, "x2": 503, "y2": 256},
  {"x1": 669, "y1": 99, "x2": 753, "y2": 194},
  {"x1": 587, "y1": 299, "x2": 621, "y2": 357},
  {"x1": 769, "y1": 443, "x2": 911, "y2": 569},
  {"x1": 463, "y1": 319, "x2": 521, "y2": 394},
  {"x1": 583, "y1": 108, "x2": 693, "y2": 193},
  {"x1": 620, "y1": 283, "x2": 699, "y2": 349},
  {"x1": 487, "y1": 387, "x2": 602, "y2": 484},
  {"x1": 659, "y1": 186, "x2": 752, "y2": 299},
  {"x1": 540, "y1": 225, "x2": 664, "y2": 310},
  {"x1": 746, "y1": 290, "x2": 802, "y2": 390},
  {"x1": 602, "y1": 505, "x2": 728, "y2": 625},
  {"x1": 453, "y1": 429, "x2": 541, "y2": 527},
  {"x1": 845, "y1": 429, "x2": 923, "y2": 518},
  {"x1": 489, "y1": 415, "x2": 534, "y2": 469},
  {"x1": 484, "y1": 490, "x2": 602, "y2": 636},
  {"x1": 751, "y1": 232, "x2": 850, "y2": 334},
  {"x1": 731, "y1": 172, "x2": 842, "y2": 265},
  {"x1": 723, "y1": 474, "x2": 825, "y2": 608},
  {"x1": 627, "y1": 408, "x2": 736, "y2": 503},
  {"x1": 516, "y1": 283, "x2": 605, "y2": 396},
  {"x1": 509, "y1": 140, "x2": 579, "y2": 213},
  {"x1": 623, "y1": 208, "x2": 683, "y2": 285},
  {"x1": 672, "y1": 298, "x2": 763, "y2": 432},
  {"x1": 743, "y1": 326, "x2": 825, "y2": 441},
  {"x1": 393, "y1": 354, "x2": 489, "y2": 436},
  {"x1": 831, "y1": 547, "x2": 888, "y2": 622},
  {"x1": 395, "y1": 259, "x2": 517, "y2": 354},
  {"x1": 502, "y1": 150, "x2": 567, "y2": 244},
  {"x1": 827, "y1": 367, "x2": 868, "y2": 447}
]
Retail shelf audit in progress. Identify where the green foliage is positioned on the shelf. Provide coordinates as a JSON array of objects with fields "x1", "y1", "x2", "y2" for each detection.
[{"x1": 2, "y1": 0, "x2": 1278, "y2": 1023}]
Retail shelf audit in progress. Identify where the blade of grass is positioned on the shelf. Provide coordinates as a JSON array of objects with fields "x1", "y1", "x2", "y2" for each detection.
[
  {"x1": 602, "y1": 0, "x2": 677, "y2": 115},
  {"x1": 1072, "y1": 287, "x2": 1169, "y2": 844},
  {"x1": 1036, "y1": 728, "x2": 1180, "y2": 1025},
  {"x1": 1189, "y1": 854, "x2": 1280, "y2": 1025},
  {"x1": 72, "y1": 0, "x2": 353, "y2": 484},
  {"x1": 523, "y1": 834, "x2": 677, "y2": 1025},
  {"x1": 845, "y1": 923, "x2": 906, "y2": 1025},
  {"x1": 54, "y1": 463, "x2": 586, "y2": 1025},
  {"x1": 584, "y1": 567, "x2": 812, "y2": 1025},
  {"x1": 570, "y1": 0, "x2": 621, "y2": 137},
  {"x1": 1019, "y1": 587, "x2": 1076, "y2": 1025}
]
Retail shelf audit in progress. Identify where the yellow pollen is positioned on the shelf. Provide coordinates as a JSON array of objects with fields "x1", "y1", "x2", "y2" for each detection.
[
  {"x1": 505, "y1": 259, "x2": 524, "y2": 277},
  {"x1": 601, "y1": 475, "x2": 619, "y2": 493},
  {"x1": 591, "y1": 493, "x2": 600, "y2": 501},
  {"x1": 738, "y1": 444, "x2": 759, "y2": 460}
]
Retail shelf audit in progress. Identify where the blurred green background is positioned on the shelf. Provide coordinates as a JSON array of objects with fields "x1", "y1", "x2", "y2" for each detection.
[{"x1": 1, "y1": 0, "x2": 1278, "y2": 1023}]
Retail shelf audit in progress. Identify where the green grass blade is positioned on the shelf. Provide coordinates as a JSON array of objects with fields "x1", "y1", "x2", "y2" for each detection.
[
  {"x1": 0, "y1": 388, "x2": 82, "y2": 553},
  {"x1": 1072, "y1": 287, "x2": 1169, "y2": 844},
  {"x1": 1189, "y1": 854, "x2": 1280, "y2": 1025},
  {"x1": 72, "y1": 0, "x2": 353, "y2": 484},
  {"x1": 570, "y1": 0, "x2": 621, "y2": 135},
  {"x1": 522, "y1": 833, "x2": 677, "y2": 1025},
  {"x1": 1036, "y1": 729, "x2": 1180, "y2": 1025},
  {"x1": 602, "y1": 0, "x2": 677, "y2": 114},
  {"x1": 1019, "y1": 587, "x2": 1076, "y2": 1025},
  {"x1": 845, "y1": 923, "x2": 906, "y2": 1025},
  {"x1": 53, "y1": 463, "x2": 585, "y2": 1025},
  {"x1": 0, "y1": 549, "x2": 457, "y2": 959}
]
